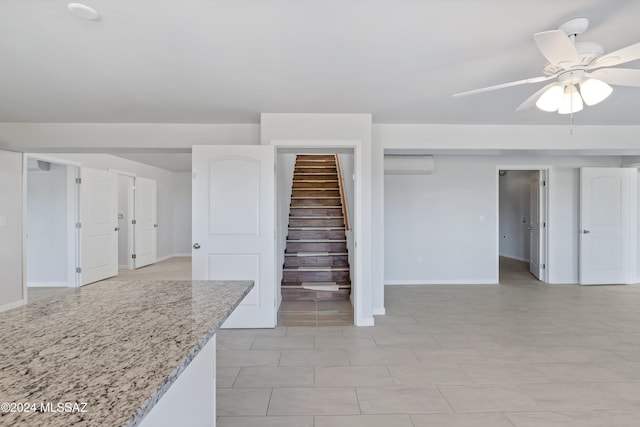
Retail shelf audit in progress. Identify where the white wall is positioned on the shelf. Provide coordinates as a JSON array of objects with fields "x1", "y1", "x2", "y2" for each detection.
[
  {"x1": 172, "y1": 172, "x2": 193, "y2": 256},
  {"x1": 276, "y1": 153, "x2": 296, "y2": 308},
  {"x1": 499, "y1": 170, "x2": 534, "y2": 262},
  {"x1": 0, "y1": 150, "x2": 24, "y2": 311},
  {"x1": 384, "y1": 155, "x2": 623, "y2": 285},
  {"x1": 27, "y1": 163, "x2": 69, "y2": 285}
]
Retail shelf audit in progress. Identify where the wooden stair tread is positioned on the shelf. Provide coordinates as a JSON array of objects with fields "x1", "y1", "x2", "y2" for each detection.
[
  {"x1": 288, "y1": 227, "x2": 345, "y2": 230},
  {"x1": 284, "y1": 267, "x2": 349, "y2": 271},
  {"x1": 285, "y1": 252, "x2": 348, "y2": 256},
  {"x1": 287, "y1": 239, "x2": 346, "y2": 242}
]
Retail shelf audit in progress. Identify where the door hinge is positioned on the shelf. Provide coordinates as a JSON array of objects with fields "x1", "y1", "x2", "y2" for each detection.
[
  {"x1": 542, "y1": 264, "x2": 546, "y2": 269},
  {"x1": 131, "y1": 219, "x2": 137, "y2": 225},
  {"x1": 75, "y1": 177, "x2": 82, "y2": 184},
  {"x1": 132, "y1": 254, "x2": 137, "y2": 259},
  {"x1": 75, "y1": 222, "x2": 82, "y2": 229},
  {"x1": 75, "y1": 267, "x2": 82, "y2": 273},
  {"x1": 543, "y1": 180, "x2": 546, "y2": 186},
  {"x1": 543, "y1": 222, "x2": 546, "y2": 228}
]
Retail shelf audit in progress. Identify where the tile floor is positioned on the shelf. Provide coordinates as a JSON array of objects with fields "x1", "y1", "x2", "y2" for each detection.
[
  {"x1": 278, "y1": 299, "x2": 353, "y2": 327},
  {"x1": 217, "y1": 258, "x2": 640, "y2": 426},
  {"x1": 27, "y1": 257, "x2": 640, "y2": 425}
]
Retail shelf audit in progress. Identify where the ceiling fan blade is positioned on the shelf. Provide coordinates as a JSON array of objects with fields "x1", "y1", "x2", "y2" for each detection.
[
  {"x1": 587, "y1": 67, "x2": 640, "y2": 86},
  {"x1": 453, "y1": 75, "x2": 553, "y2": 97},
  {"x1": 590, "y1": 42, "x2": 640, "y2": 68},
  {"x1": 533, "y1": 30, "x2": 580, "y2": 70},
  {"x1": 515, "y1": 82, "x2": 557, "y2": 111}
]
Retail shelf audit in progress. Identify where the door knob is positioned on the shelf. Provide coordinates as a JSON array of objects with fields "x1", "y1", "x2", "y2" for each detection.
[
  {"x1": 581, "y1": 229, "x2": 590, "y2": 234},
  {"x1": 193, "y1": 243, "x2": 201, "y2": 249},
  {"x1": 114, "y1": 227, "x2": 120, "y2": 231}
]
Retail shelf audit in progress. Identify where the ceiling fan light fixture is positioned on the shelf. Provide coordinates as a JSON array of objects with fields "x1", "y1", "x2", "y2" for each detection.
[
  {"x1": 536, "y1": 85, "x2": 564, "y2": 111},
  {"x1": 580, "y1": 78, "x2": 613, "y2": 106},
  {"x1": 558, "y1": 85, "x2": 583, "y2": 114}
]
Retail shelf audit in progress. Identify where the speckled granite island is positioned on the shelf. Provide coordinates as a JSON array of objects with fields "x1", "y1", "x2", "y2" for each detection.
[{"x1": 0, "y1": 280, "x2": 253, "y2": 427}]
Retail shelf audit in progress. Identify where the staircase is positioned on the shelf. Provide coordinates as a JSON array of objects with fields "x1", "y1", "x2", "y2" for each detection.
[{"x1": 282, "y1": 154, "x2": 351, "y2": 301}]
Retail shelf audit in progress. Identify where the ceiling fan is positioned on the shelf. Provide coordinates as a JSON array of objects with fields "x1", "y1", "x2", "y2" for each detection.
[{"x1": 453, "y1": 18, "x2": 640, "y2": 114}]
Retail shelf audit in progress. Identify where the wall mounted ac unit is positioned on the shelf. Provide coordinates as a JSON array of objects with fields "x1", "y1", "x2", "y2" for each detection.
[{"x1": 384, "y1": 155, "x2": 434, "y2": 175}]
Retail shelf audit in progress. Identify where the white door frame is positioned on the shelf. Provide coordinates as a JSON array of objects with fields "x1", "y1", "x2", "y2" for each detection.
[
  {"x1": 23, "y1": 154, "x2": 81, "y2": 290},
  {"x1": 270, "y1": 139, "x2": 365, "y2": 325},
  {"x1": 496, "y1": 165, "x2": 550, "y2": 283}
]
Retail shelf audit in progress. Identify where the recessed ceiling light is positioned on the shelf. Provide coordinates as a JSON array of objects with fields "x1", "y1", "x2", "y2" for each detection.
[{"x1": 67, "y1": 3, "x2": 101, "y2": 21}]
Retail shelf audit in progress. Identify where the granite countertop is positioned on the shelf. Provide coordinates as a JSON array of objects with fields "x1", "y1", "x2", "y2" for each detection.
[{"x1": 0, "y1": 280, "x2": 253, "y2": 427}]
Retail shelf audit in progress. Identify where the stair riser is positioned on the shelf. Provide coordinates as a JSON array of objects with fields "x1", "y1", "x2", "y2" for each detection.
[
  {"x1": 288, "y1": 218, "x2": 345, "y2": 227},
  {"x1": 295, "y1": 162, "x2": 336, "y2": 169},
  {"x1": 281, "y1": 288, "x2": 350, "y2": 301},
  {"x1": 288, "y1": 230, "x2": 346, "y2": 240},
  {"x1": 286, "y1": 242, "x2": 347, "y2": 252},
  {"x1": 292, "y1": 190, "x2": 340, "y2": 197},
  {"x1": 295, "y1": 167, "x2": 337, "y2": 174},
  {"x1": 296, "y1": 154, "x2": 335, "y2": 160},
  {"x1": 292, "y1": 181, "x2": 339, "y2": 189},
  {"x1": 291, "y1": 198, "x2": 341, "y2": 207},
  {"x1": 284, "y1": 256, "x2": 349, "y2": 268},
  {"x1": 282, "y1": 270, "x2": 351, "y2": 282},
  {"x1": 289, "y1": 208, "x2": 343, "y2": 216},
  {"x1": 294, "y1": 174, "x2": 337, "y2": 179}
]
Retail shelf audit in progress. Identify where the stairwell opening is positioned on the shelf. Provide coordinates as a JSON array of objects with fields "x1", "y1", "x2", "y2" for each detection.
[{"x1": 276, "y1": 150, "x2": 355, "y2": 326}]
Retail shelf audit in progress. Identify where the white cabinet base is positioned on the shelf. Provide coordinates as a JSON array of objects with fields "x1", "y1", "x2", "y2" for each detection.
[{"x1": 139, "y1": 334, "x2": 216, "y2": 427}]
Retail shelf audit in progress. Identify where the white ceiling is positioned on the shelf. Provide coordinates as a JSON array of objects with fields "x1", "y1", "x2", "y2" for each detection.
[{"x1": 2, "y1": 0, "x2": 640, "y2": 126}]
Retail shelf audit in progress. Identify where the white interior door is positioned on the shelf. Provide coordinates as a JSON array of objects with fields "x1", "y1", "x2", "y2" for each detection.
[
  {"x1": 192, "y1": 145, "x2": 276, "y2": 328},
  {"x1": 529, "y1": 171, "x2": 542, "y2": 279},
  {"x1": 80, "y1": 167, "x2": 118, "y2": 285},
  {"x1": 134, "y1": 177, "x2": 157, "y2": 269},
  {"x1": 580, "y1": 167, "x2": 636, "y2": 285}
]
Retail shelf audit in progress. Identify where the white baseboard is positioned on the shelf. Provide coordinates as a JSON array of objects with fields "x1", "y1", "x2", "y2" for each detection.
[
  {"x1": 157, "y1": 253, "x2": 192, "y2": 263},
  {"x1": 372, "y1": 307, "x2": 386, "y2": 315},
  {"x1": 499, "y1": 254, "x2": 530, "y2": 262},
  {"x1": 385, "y1": 279, "x2": 497, "y2": 286},
  {"x1": 355, "y1": 316, "x2": 375, "y2": 327},
  {"x1": 0, "y1": 299, "x2": 26, "y2": 313},
  {"x1": 27, "y1": 281, "x2": 72, "y2": 288}
]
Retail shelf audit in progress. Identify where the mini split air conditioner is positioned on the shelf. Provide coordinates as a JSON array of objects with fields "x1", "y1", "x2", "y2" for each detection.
[{"x1": 384, "y1": 155, "x2": 434, "y2": 175}]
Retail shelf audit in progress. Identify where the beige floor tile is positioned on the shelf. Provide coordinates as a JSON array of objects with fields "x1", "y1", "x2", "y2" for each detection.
[
  {"x1": 373, "y1": 333, "x2": 440, "y2": 349},
  {"x1": 251, "y1": 336, "x2": 315, "y2": 350},
  {"x1": 220, "y1": 327, "x2": 287, "y2": 337},
  {"x1": 315, "y1": 336, "x2": 377, "y2": 349},
  {"x1": 459, "y1": 362, "x2": 548, "y2": 384},
  {"x1": 342, "y1": 324, "x2": 400, "y2": 336},
  {"x1": 410, "y1": 413, "x2": 515, "y2": 427},
  {"x1": 279, "y1": 349, "x2": 349, "y2": 367},
  {"x1": 388, "y1": 363, "x2": 473, "y2": 385},
  {"x1": 315, "y1": 414, "x2": 414, "y2": 427},
  {"x1": 356, "y1": 386, "x2": 452, "y2": 414},
  {"x1": 315, "y1": 366, "x2": 394, "y2": 387},
  {"x1": 217, "y1": 350, "x2": 281, "y2": 367},
  {"x1": 347, "y1": 348, "x2": 419, "y2": 366},
  {"x1": 519, "y1": 382, "x2": 636, "y2": 411},
  {"x1": 217, "y1": 367, "x2": 240, "y2": 388},
  {"x1": 268, "y1": 387, "x2": 360, "y2": 415},
  {"x1": 438, "y1": 384, "x2": 542, "y2": 412},
  {"x1": 234, "y1": 367, "x2": 314, "y2": 387},
  {"x1": 603, "y1": 382, "x2": 640, "y2": 400},
  {"x1": 531, "y1": 362, "x2": 627, "y2": 382},
  {"x1": 217, "y1": 388, "x2": 272, "y2": 416},
  {"x1": 217, "y1": 336, "x2": 255, "y2": 350},
  {"x1": 412, "y1": 348, "x2": 487, "y2": 365},
  {"x1": 286, "y1": 326, "x2": 343, "y2": 336},
  {"x1": 217, "y1": 416, "x2": 313, "y2": 427},
  {"x1": 506, "y1": 410, "x2": 640, "y2": 427},
  {"x1": 279, "y1": 301, "x2": 317, "y2": 312},
  {"x1": 372, "y1": 315, "x2": 417, "y2": 325}
]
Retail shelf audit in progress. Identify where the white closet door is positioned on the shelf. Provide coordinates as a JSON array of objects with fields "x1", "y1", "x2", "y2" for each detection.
[
  {"x1": 134, "y1": 177, "x2": 157, "y2": 269},
  {"x1": 579, "y1": 167, "x2": 636, "y2": 285},
  {"x1": 80, "y1": 167, "x2": 118, "y2": 285}
]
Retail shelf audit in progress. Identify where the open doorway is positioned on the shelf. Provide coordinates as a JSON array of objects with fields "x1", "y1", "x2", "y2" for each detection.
[
  {"x1": 25, "y1": 157, "x2": 79, "y2": 292},
  {"x1": 498, "y1": 168, "x2": 548, "y2": 283},
  {"x1": 276, "y1": 148, "x2": 355, "y2": 326}
]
